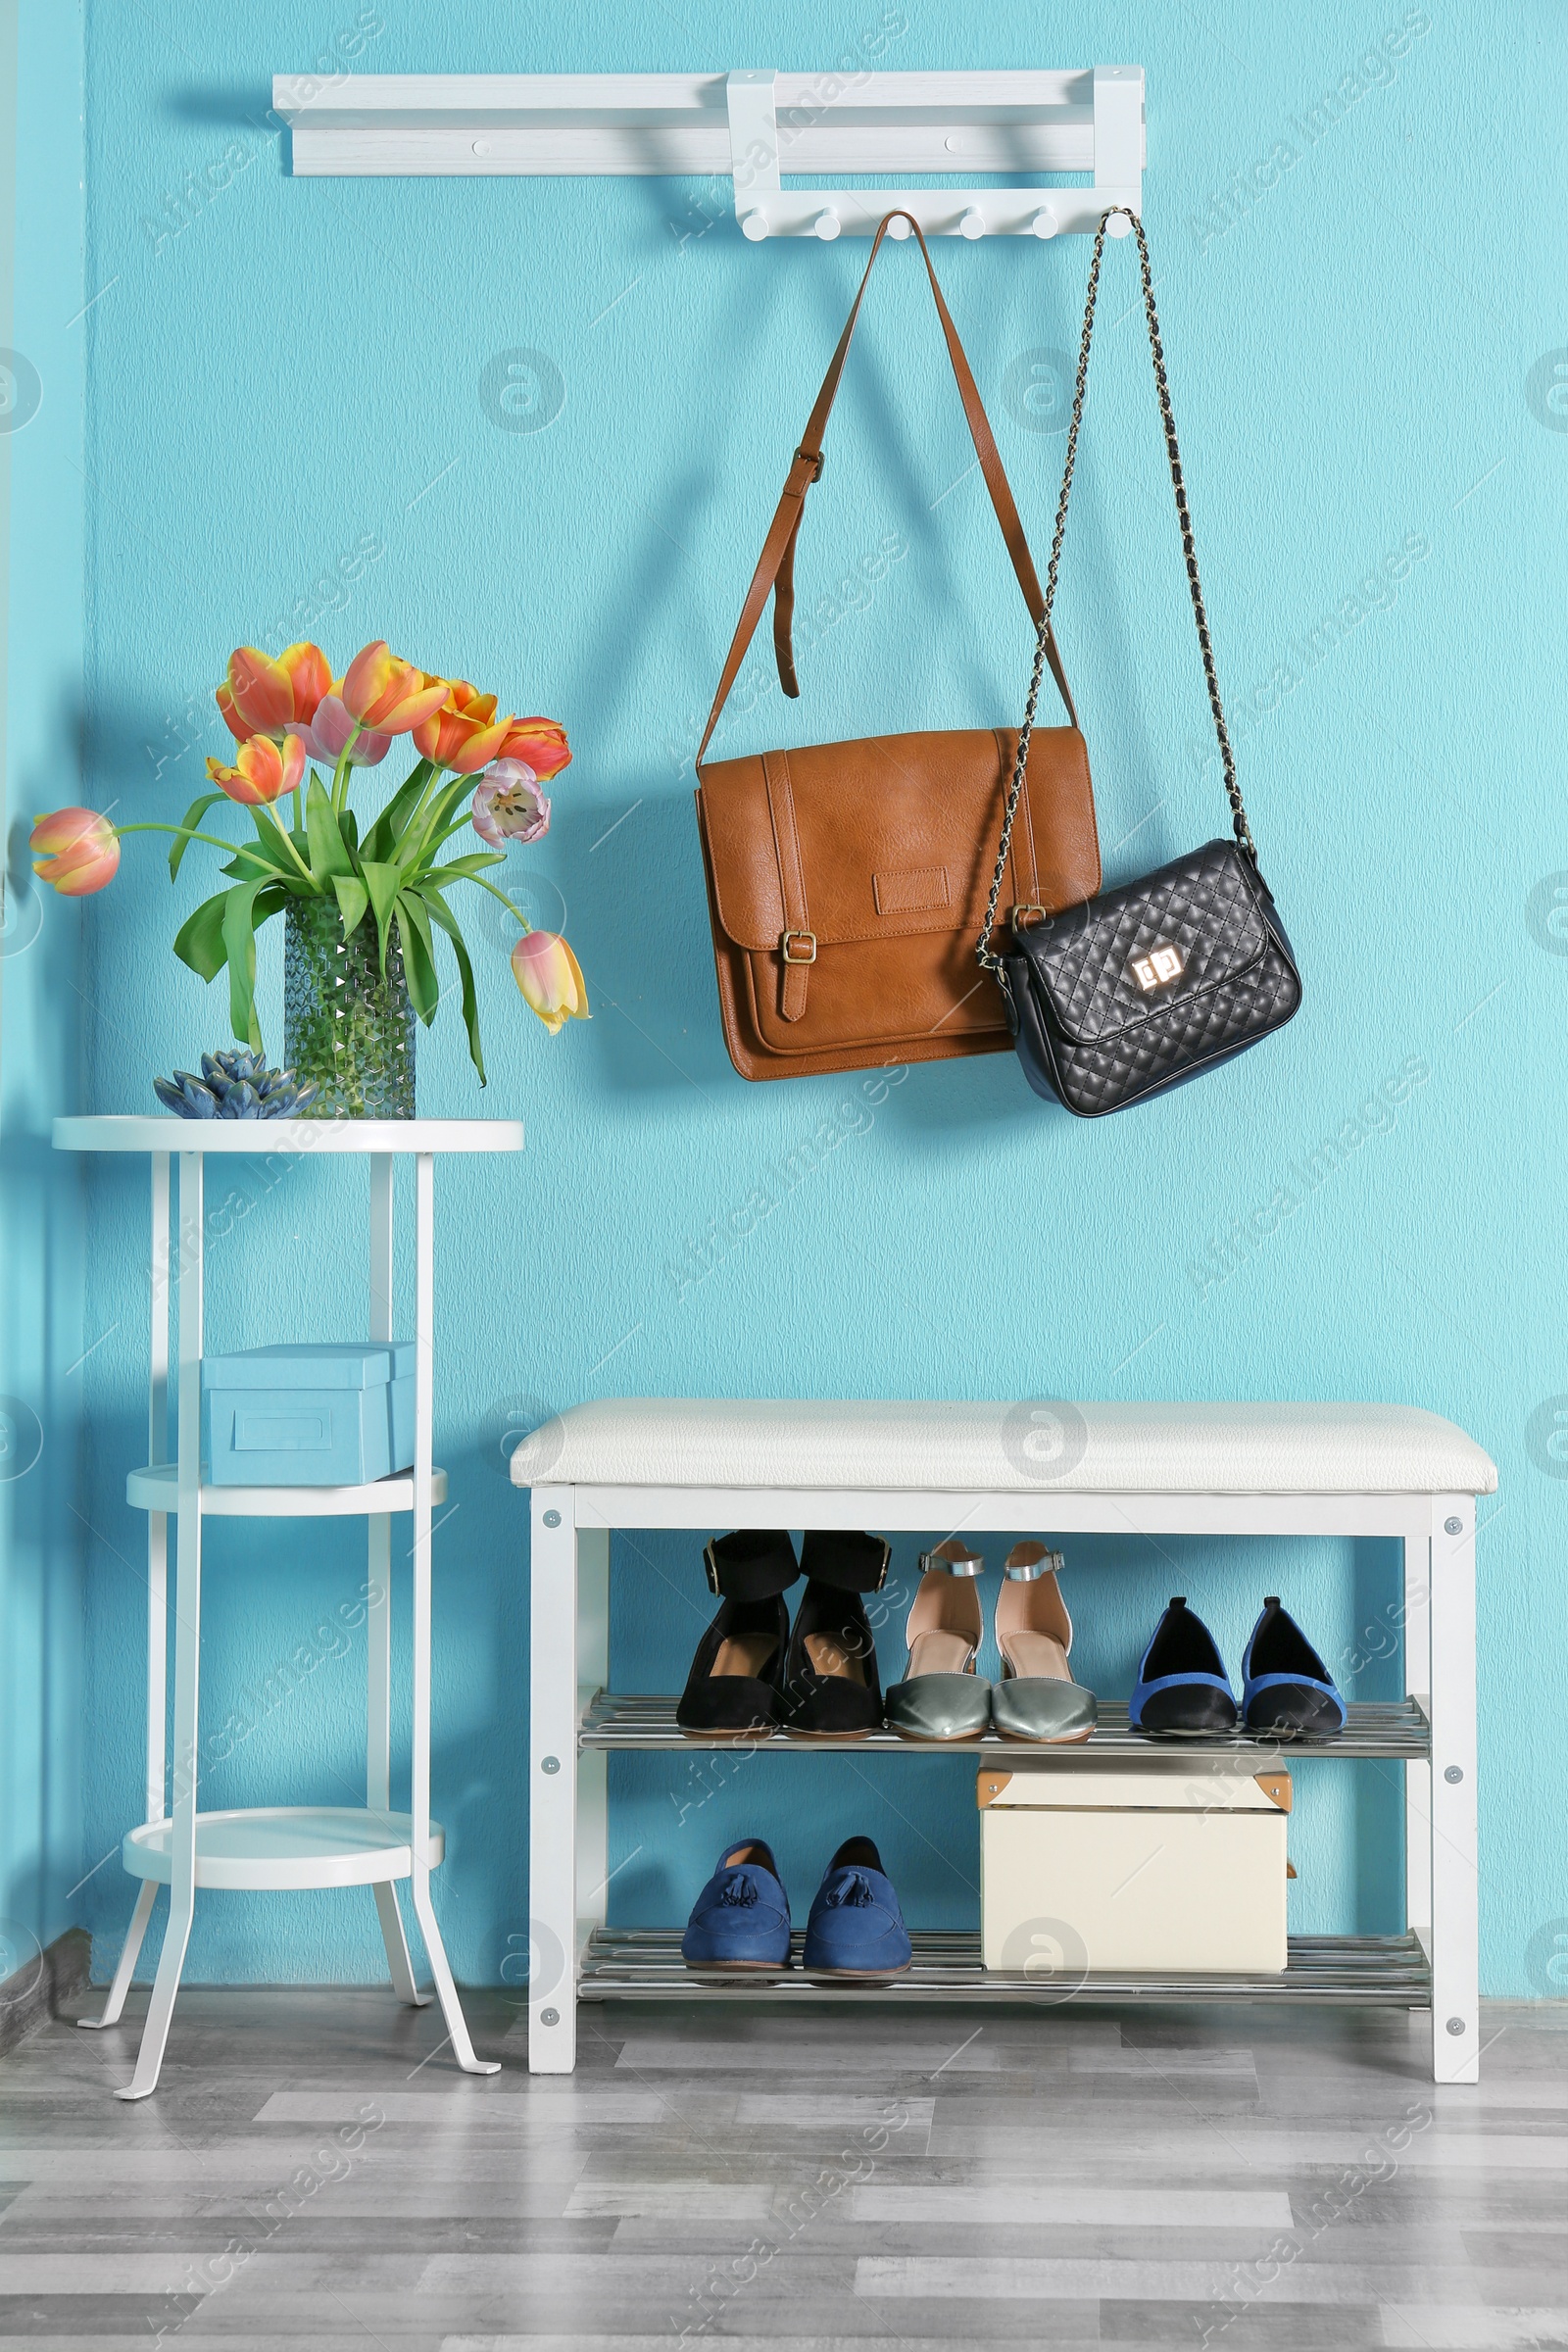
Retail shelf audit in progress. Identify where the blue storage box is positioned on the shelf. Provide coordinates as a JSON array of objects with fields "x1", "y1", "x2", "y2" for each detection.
[{"x1": 201, "y1": 1342, "x2": 416, "y2": 1487}]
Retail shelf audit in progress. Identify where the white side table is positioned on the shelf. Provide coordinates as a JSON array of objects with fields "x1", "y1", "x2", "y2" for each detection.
[{"x1": 54, "y1": 1115, "x2": 523, "y2": 2100}]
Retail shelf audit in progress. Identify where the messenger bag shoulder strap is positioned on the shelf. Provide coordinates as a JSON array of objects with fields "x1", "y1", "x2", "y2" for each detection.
[{"x1": 697, "y1": 209, "x2": 1078, "y2": 767}]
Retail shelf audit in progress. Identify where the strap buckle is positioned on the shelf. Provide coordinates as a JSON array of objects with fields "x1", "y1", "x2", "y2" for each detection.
[
  {"x1": 780, "y1": 929, "x2": 817, "y2": 965},
  {"x1": 1011, "y1": 903, "x2": 1051, "y2": 936},
  {"x1": 920, "y1": 1543, "x2": 984, "y2": 1579},
  {"x1": 793, "y1": 444, "x2": 824, "y2": 482}
]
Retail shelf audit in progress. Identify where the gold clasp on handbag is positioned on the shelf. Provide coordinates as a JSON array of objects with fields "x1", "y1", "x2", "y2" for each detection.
[
  {"x1": 780, "y1": 929, "x2": 817, "y2": 964},
  {"x1": 1011, "y1": 903, "x2": 1051, "y2": 935}
]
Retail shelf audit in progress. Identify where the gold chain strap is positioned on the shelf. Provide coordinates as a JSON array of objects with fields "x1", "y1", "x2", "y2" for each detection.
[{"x1": 978, "y1": 208, "x2": 1254, "y2": 977}]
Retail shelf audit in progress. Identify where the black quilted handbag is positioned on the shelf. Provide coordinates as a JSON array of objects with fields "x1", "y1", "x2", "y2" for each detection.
[{"x1": 980, "y1": 210, "x2": 1300, "y2": 1118}]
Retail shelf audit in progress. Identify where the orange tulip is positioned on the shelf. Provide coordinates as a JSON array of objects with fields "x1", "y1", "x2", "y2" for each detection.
[
  {"x1": 340, "y1": 641, "x2": 448, "y2": 736},
  {"x1": 413, "y1": 680, "x2": 518, "y2": 774},
  {"x1": 495, "y1": 716, "x2": 570, "y2": 779},
  {"x1": 216, "y1": 642, "x2": 331, "y2": 740},
  {"x1": 511, "y1": 930, "x2": 589, "y2": 1036},
  {"x1": 205, "y1": 730, "x2": 307, "y2": 807},
  {"x1": 30, "y1": 807, "x2": 121, "y2": 897}
]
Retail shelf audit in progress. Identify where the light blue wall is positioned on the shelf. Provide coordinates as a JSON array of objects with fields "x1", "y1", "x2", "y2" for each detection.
[
  {"x1": 72, "y1": 3, "x2": 1566, "y2": 1996},
  {"x1": 0, "y1": 0, "x2": 87, "y2": 1987}
]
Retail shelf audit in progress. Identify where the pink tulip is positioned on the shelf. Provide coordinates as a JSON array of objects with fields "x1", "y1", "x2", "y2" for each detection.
[
  {"x1": 293, "y1": 692, "x2": 391, "y2": 767},
  {"x1": 30, "y1": 807, "x2": 121, "y2": 897},
  {"x1": 512, "y1": 929, "x2": 589, "y2": 1036},
  {"x1": 472, "y1": 760, "x2": 551, "y2": 847}
]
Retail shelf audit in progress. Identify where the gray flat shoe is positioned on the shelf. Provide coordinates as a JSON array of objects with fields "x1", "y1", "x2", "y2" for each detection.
[
  {"x1": 884, "y1": 1541, "x2": 992, "y2": 1742},
  {"x1": 991, "y1": 1543, "x2": 1097, "y2": 1744}
]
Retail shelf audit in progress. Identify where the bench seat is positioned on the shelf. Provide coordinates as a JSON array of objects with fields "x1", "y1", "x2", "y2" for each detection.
[{"x1": 510, "y1": 1396, "x2": 1496, "y2": 1496}]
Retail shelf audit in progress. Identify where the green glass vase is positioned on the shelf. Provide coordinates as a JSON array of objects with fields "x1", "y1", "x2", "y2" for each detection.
[{"x1": 282, "y1": 895, "x2": 416, "y2": 1119}]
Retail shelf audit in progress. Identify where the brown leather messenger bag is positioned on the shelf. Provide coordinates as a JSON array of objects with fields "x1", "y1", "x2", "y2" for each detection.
[{"x1": 694, "y1": 210, "x2": 1101, "y2": 1082}]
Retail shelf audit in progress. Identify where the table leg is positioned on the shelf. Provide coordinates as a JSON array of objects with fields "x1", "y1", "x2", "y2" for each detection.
[
  {"x1": 81, "y1": 1152, "x2": 170, "y2": 2034},
  {"x1": 366, "y1": 1152, "x2": 422, "y2": 2006},
  {"x1": 77, "y1": 1881, "x2": 158, "y2": 2031},
  {"x1": 1429, "y1": 1494, "x2": 1479, "y2": 2083},
  {"x1": 529, "y1": 1487, "x2": 578, "y2": 2074},
  {"x1": 119, "y1": 1151, "x2": 203, "y2": 2100},
  {"x1": 146, "y1": 1152, "x2": 170, "y2": 1826},
  {"x1": 405, "y1": 1151, "x2": 496, "y2": 2075},
  {"x1": 1403, "y1": 1530, "x2": 1432, "y2": 1948},
  {"x1": 576, "y1": 1527, "x2": 610, "y2": 1949}
]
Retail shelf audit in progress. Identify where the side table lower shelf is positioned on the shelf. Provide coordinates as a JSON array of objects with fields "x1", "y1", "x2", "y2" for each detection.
[
  {"x1": 122, "y1": 1806, "x2": 445, "y2": 1891},
  {"x1": 578, "y1": 1929, "x2": 1434, "y2": 2004}
]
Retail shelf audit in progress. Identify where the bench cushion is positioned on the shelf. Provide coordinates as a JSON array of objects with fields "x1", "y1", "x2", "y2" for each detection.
[{"x1": 510, "y1": 1398, "x2": 1496, "y2": 1496}]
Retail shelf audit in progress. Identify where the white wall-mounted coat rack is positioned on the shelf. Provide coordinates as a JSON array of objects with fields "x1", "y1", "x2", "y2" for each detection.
[{"x1": 272, "y1": 67, "x2": 1145, "y2": 240}]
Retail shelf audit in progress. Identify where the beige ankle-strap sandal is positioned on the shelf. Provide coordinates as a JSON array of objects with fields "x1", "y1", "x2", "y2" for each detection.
[
  {"x1": 991, "y1": 1542, "x2": 1097, "y2": 1743},
  {"x1": 884, "y1": 1539, "x2": 992, "y2": 1742}
]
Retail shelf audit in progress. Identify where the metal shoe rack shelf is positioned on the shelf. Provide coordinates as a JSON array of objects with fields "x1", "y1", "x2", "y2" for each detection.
[
  {"x1": 573, "y1": 1697, "x2": 1434, "y2": 2008},
  {"x1": 519, "y1": 1405, "x2": 1491, "y2": 2082}
]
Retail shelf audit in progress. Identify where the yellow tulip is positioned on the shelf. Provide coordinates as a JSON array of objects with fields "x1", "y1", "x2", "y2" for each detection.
[
  {"x1": 511, "y1": 930, "x2": 589, "y2": 1036},
  {"x1": 340, "y1": 641, "x2": 448, "y2": 736},
  {"x1": 205, "y1": 730, "x2": 307, "y2": 807},
  {"x1": 216, "y1": 642, "x2": 331, "y2": 740}
]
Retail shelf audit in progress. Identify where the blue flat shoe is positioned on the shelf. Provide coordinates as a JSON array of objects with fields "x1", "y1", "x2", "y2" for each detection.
[
  {"x1": 802, "y1": 1837, "x2": 912, "y2": 1979},
  {"x1": 1130, "y1": 1595, "x2": 1238, "y2": 1736},
  {"x1": 681, "y1": 1838, "x2": 792, "y2": 1973},
  {"x1": 1243, "y1": 1595, "x2": 1346, "y2": 1738}
]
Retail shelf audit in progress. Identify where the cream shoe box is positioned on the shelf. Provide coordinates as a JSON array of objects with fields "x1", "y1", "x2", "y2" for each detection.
[{"x1": 978, "y1": 1762, "x2": 1292, "y2": 1975}]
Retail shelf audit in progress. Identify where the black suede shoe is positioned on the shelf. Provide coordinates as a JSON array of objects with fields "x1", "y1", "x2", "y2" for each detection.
[
  {"x1": 799, "y1": 1530, "x2": 892, "y2": 1592},
  {"x1": 676, "y1": 1531, "x2": 799, "y2": 1739},
  {"x1": 781, "y1": 1534, "x2": 889, "y2": 1738}
]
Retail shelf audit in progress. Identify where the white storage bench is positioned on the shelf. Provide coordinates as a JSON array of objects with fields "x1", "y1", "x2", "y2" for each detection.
[{"x1": 512, "y1": 1397, "x2": 1495, "y2": 2081}]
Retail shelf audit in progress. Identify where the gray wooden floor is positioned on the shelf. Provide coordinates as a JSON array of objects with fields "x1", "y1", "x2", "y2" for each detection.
[{"x1": 0, "y1": 1988, "x2": 1563, "y2": 2348}]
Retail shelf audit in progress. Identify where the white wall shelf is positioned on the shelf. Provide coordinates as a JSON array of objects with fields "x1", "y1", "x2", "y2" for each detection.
[{"x1": 272, "y1": 67, "x2": 1145, "y2": 239}]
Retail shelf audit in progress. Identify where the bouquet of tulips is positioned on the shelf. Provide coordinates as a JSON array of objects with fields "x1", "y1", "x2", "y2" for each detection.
[{"x1": 30, "y1": 639, "x2": 589, "y2": 1079}]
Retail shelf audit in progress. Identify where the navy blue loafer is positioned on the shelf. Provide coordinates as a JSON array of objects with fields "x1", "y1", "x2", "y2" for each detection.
[
  {"x1": 1243, "y1": 1595, "x2": 1346, "y2": 1738},
  {"x1": 681, "y1": 1838, "x2": 793, "y2": 1973},
  {"x1": 802, "y1": 1837, "x2": 912, "y2": 1979},
  {"x1": 1130, "y1": 1595, "x2": 1238, "y2": 1736}
]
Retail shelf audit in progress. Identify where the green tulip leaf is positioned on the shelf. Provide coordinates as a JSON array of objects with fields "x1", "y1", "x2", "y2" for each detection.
[
  {"x1": 332, "y1": 874, "x2": 369, "y2": 941},
  {"x1": 220, "y1": 822, "x2": 295, "y2": 881},
  {"x1": 394, "y1": 892, "x2": 440, "y2": 1026},
  {"x1": 399, "y1": 773, "x2": 475, "y2": 879},
  {"x1": 360, "y1": 858, "x2": 403, "y2": 977},
  {"x1": 220, "y1": 877, "x2": 273, "y2": 1051},
  {"x1": 169, "y1": 793, "x2": 226, "y2": 881},
  {"x1": 360, "y1": 764, "x2": 433, "y2": 866},
  {"x1": 305, "y1": 774, "x2": 353, "y2": 883},
  {"x1": 172, "y1": 890, "x2": 231, "y2": 982},
  {"x1": 415, "y1": 882, "x2": 486, "y2": 1085},
  {"x1": 425, "y1": 852, "x2": 507, "y2": 883}
]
